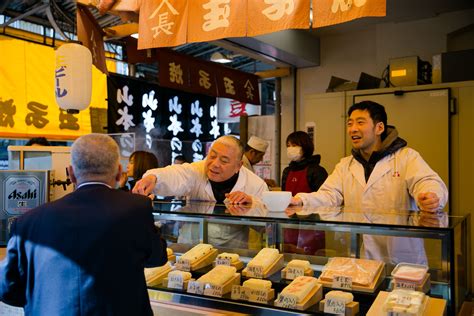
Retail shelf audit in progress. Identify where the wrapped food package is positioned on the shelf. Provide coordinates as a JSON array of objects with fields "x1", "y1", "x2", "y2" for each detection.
[
  {"x1": 167, "y1": 270, "x2": 192, "y2": 281},
  {"x1": 320, "y1": 257, "x2": 383, "y2": 286},
  {"x1": 382, "y1": 289, "x2": 427, "y2": 316},
  {"x1": 392, "y1": 263, "x2": 428, "y2": 283}
]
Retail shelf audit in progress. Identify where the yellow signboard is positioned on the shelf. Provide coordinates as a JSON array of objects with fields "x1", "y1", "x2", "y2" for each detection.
[{"x1": 0, "y1": 35, "x2": 110, "y2": 140}]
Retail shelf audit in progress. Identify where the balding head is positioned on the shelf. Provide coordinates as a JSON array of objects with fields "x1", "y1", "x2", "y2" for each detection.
[
  {"x1": 70, "y1": 133, "x2": 120, "y2": 185},
  {"x1": 213, "y1": 136, "x2": 244, "y2": 160}
]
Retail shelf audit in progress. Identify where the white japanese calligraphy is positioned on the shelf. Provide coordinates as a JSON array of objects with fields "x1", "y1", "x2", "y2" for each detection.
[
  {"x1": 142, "y1": 90, "x2": 158, "y2": 110},
  {"x1": 202, "y1": 0, "x2": 230, "y2": 32},
  {"x1": 331, "y1": 0, "x2": 367, "y2": 13},
  {"x1": 224, "y1": 123, "x2": 231, "y2": 135},
  {"x1": 168, "y1": 114, "x2": 184, "y2": 136},
  {"x1": 190, "y1": 117, "x2": 203, "y2": 138},
  {"x1": 151, "y1": 12, "x2": 175, "y2": 37},
  {"x1": 170, "y1": 137, "x2": 183, "y2": 151},
  {"x1": 117, "y1": 86, "x2": 133, "y2": 106},
  {"x1": 119, "y1": 133, "x2": 134, "y2": 157},
  {"x1": 145, "y1": 134, "x2": 152, "y2": 149},
  {"x1": 142, "y1": 110, "x2": 155, "y2": 133},
  {"x1": 169, "y1": 96, "x2": 182, "y2": 114},
  {"x1": 210, "y1": 104, "x2": 218, "y2": 118},
  {"x1": 115, "y1": 106, "x2": 135, "y2": 131},
  {"x1": 149, "y1": 0, "x2": 179, "y2": 18},
  {"x1": 192, "y1": 139, "x2": 204, "y2": 161},
  {"x1": 210, "y1": 120, "x2": 220, "y2": 139},
  {"x1": 191, "y1": 100, "x2": 203, "y2": 117},
  {"x1": 262, "y1": 0, "x2": 294, "y2": 21}
]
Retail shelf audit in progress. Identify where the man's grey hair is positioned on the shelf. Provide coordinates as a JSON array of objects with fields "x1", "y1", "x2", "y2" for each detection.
[
  {"x1": 214, "y1": 136, "x2": 244, "y2": 160},
  {"x1": 71, "y1": 134, "x2": 120, "y2": 182}
]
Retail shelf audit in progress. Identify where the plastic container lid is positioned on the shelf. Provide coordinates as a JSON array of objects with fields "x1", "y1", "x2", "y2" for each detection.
[{"x1": 391, "y1": 263, "x2": 428, "y2": 283}]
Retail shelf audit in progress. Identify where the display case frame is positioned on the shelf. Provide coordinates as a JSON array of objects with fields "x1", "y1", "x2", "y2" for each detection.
[{"x1": 152, "y1": 201, "x2": 470, "y2": 315}]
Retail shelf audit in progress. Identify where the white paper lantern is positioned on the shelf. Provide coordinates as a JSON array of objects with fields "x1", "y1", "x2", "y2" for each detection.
[{"x1": 55, "y1": 43, "x2": 92, "y2": 112}]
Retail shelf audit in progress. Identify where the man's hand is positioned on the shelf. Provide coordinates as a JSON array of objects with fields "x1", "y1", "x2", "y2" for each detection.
[
  {"x1": 225, "y1": 191, "x2": 252, "y2": 205},
  {"x1": 132, "y1": 175, "x2": 157, "y2": 196},
  {"x1": 290, "y1": 196, "x2": 303, "y2": 206},
  {"x1": 417, "y1": 192, "x2": 440, "y2": 212}
]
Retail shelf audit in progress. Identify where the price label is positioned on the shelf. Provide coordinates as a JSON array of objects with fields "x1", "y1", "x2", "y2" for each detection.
[
  {"x1": 216, "y1": 258, "x2": 231, "y2": 266},
  {"x1": 394, "y1": 280, "x2": 416, "y2": 291},
  {"x1": 395, "y1": 294, "x2": 413, "y2": 306},
  {"x1": 388, "y1": 312, "x2": 411, "y2": 316},
  {"x1": 324, "y1": 297, "x2": 346, "y2": 315},
  {"x1": 204, "y1": 284, "x2": 223, "y2": 297},
  {"x1": 246, "y1": 265, "x2": 264, "y2": 278},
  {"x1": 176, "y1": 259, "x2": 191, "y2": 272},
  {"x1": 275, "y1": 294, "x2": 297, "y2": 309},
  {"x1": 332, "y1": 275, "x2": 352, "y2": 290},
  {"x1": 231, "y1": 285, "x2": 248, "y2": 300},
  {"x1": 248, "y1": 288, "x2": 268, "y2": 303},
  {"x1": 167, "y1": 274, "x2": 184, "y2": 289},
  {"x1": 187, "y1": 281, "x2": 204, "y2": 295},
  {"x1": 286, "y1": 266, "x2": 305, "y2": 280}
]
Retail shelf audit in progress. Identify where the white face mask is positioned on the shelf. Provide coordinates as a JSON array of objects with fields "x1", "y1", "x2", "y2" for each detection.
[{"x1": 287, "y1": 146, "x2": 303, "y2": 161}]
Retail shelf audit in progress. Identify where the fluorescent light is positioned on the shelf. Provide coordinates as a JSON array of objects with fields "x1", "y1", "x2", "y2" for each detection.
[
  {"x1": 211, "y1": 52, "x2": 233, "y2": 63},
  {"x1": 131, "y1": 33, "x2": 139, "y2": 39}
]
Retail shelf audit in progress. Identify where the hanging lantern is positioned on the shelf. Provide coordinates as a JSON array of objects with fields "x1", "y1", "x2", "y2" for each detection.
[{"x1": 55, "y1": 43, "x2": 92, "y2": 113}]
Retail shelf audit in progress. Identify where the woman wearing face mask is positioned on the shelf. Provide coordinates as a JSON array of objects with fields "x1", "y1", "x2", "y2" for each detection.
[{"x1": 282, "y1": 131, "x2": 328, "y2": 255}]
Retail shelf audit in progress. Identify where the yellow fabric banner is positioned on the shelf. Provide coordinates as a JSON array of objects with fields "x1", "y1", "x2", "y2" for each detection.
[
  {"x1": 247, "y1": 0, "x2": 310, "y2": 36},
  {"x1": 0, "y1": 36, "x2": 110, "y2": 140},
  {"x1": 313, "y1": 0, "x2": 386, "y2": 28},
  {"x1": 187, "y1": 0, "x2": 246, "y2": 43},
  {"x1": 138, "y1": 0, "x2": 188, "y2": 50}
]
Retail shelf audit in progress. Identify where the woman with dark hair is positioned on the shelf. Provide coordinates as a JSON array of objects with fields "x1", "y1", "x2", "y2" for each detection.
[
  {"x1": 282, "y1": 131, "x2": 328, "y2": 255},
  {"x1": 119, "y1": 151, "x2": 159, "y2": 191}
]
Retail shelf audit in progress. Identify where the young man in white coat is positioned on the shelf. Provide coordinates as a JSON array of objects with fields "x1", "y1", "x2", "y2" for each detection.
[{"x1": 291, "y1": 100, "x2": 448, "y2": 265}]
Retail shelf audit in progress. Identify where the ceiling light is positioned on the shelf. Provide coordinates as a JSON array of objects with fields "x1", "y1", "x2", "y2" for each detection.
[
  {"x1": 131, "y1": 33, "x2": 139, "y2": 39},
  {"x1": 211, "y1": 52, "x2": 234, "y2": 63}
]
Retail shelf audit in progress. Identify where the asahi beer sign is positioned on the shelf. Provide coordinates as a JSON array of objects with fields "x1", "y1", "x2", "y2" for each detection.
[{"x1": 3, "y1": 175, "x2": 42, "y2": 215}]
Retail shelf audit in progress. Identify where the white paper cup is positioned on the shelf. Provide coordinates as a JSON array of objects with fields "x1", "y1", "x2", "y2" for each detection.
[{"x1": 262, "y1": 191, "x2": 292, "y2": 212}]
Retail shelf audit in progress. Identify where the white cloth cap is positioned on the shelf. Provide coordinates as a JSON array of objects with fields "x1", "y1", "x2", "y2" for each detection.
[{"x1": 247, "y1": 136, "x2": 268, "y2": 153}]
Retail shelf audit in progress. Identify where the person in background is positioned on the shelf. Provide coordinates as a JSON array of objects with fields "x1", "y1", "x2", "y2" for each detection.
[
  {"x1": 119, "y1": 150, "x2": 158, "y2": 191},
  {"x1": 281, "y1": 131, "x2": 328, "y2": 255},
  {"x1": 291, "y1": 101, "x2": 448, "y2": 264},
  {"x1": 0, "y1": 133, "x2": 167, "y2": 315},
  {"x1": 242, "y1": 135, "x2": 268, "y2": 173},
  {"x1": 25, "y1": 137, "x2": 51, "y2": 146},
  {"x1": 173, "y1": 155, "x2": 187, "y2": 165}
]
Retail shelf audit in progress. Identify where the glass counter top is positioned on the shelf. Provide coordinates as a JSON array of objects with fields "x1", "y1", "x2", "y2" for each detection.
[{"x1": 152, "y1": 200, "x2": 463, "y2": 230}]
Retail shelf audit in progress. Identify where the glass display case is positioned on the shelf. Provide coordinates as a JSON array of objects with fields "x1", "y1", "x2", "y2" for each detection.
[{"x1": 151, "y1": 201, "x2": 470, "y2": 315}]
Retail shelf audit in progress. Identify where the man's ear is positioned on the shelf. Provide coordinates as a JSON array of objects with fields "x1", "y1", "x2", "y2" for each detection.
[
  {"x1": 115, "y1": 164, "x2": 123, "y2": 182},
  {"x1": 68, "y1": 165, "x2": 77, "y2": 184},
  {"x1": 375, "y1": 122, "x2": 385, "y2": 136}
]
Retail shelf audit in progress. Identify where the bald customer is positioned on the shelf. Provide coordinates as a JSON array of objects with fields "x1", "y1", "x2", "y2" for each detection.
[
  {"x1": 0, "y1": 133, "x2": 167, "y2": 315},
  {"x1": 133, "y1": 135, "x2": 268, "y2": 204}
]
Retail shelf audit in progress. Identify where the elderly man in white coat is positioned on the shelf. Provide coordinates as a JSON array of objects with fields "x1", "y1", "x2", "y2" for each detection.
[
  {"x1": 133, "y1": 135, "x2": 268, "y2": 204},
  {"x1": 133, "y1": 136, "x2": 268, "y2": 249},
  {"x1": 291, "y1": 101, "x2": 448, "y2": 265}
]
